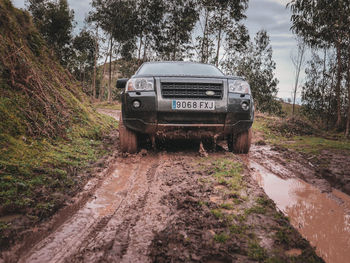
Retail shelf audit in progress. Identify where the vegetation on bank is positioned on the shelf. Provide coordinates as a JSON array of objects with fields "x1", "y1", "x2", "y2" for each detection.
[
  {"x1": 93, "y1": 101, "x2": 121, "y2": 111},
  {"x1": 0, "y1": 0, "x2": 117, "y2": 247},
  {"x1": 253, "y1": 113, "x2": 350, "y2": 155}
]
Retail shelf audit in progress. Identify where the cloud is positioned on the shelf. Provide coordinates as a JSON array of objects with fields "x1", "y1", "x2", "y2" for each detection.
[
  {"x1": 12, "y1": 0, "x2": 299, "y2": 99},
  {"x1": 245, "y1": 0, "x2": 300, "y2": 98}
]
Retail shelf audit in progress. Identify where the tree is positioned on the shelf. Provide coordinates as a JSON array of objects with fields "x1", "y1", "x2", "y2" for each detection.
[
  {"x1": 300, "y1": 50, "x2": 338, "y2": 128},
  {"x1": 222, "y1": 30, "x2": 282, "y2": 114},
  {"x1": 27, "y1": 0, "x2": 75, "y2": 65},
  {"x1": 70, "y1": 29, "x2": 97, "y2": 94},
  {"x1": 89, "y1": 0, "x2": 137, "y2": 101},
  {"x1": 288, "y1": 0, "x2": 349, "y2": 128},
  {"x1": 155, "y1": 0, "x2": 198, "y2": 60},
  {"x1": 290, "y1": 38, "x2": 306, "y2": 115},
  {"x1": 195, "y1": 0, "x2": 249, "y2": 65},
  {"x1": 134, "y1": 0, "x2": 165, "y2": 61},
  {"x1": 346, "y1": 42, "x2": 350, "y2": 136}
]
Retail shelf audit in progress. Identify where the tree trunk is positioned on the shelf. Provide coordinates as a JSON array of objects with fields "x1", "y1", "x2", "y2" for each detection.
[
  {"x1": 321, "y1": 48, "x2": 327, "y2": 117},
  {"x1": 83, "y1": 69, "x2": 86, "y2": 93},
  {"x1": 215, "y1": 29, "x2": 222, "y2": 66},
  {"x1": 346, "y1": 50, "x2": 350, "y2": 137},
  {"x1": 92, "y1": 27, "x2": 98, "y2": 100},
  {"x1": 172, "y1": 30, "x2": 177, "y2": 60},
  {"x1": 99, "y1": 36, "x2": 111, "y2": 101},
  {"x1": 215, "y1": 9, "x2": 224, "y2": 67},
  {"x1": 108, "y1": 36, "x2": 113, "y2": 102},
  {"x1": 292, "y1": 43, "x2": 305, "y2": 116},
  {"x1": 143, "y1": 36, "x2": 148, "y2": 61},
  {"x1": 138, "y1": 34, "x2": 143, "y2": 61},
  {"x1": 201, "y1": 9, "x2": 209, "y2": 63},
  {"x1": 346, "y1": 78, "x2": 350, "y2": 137},
  {"x1": 335, "y1": 41, "x2": 342, "y2": 128}
]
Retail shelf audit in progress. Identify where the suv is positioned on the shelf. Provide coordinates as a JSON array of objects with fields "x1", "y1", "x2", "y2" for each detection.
[{"x1": 116, "y1": 61, "x2": 254, "y2": 154}]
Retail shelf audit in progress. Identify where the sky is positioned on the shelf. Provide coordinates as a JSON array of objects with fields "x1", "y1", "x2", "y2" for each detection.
[{"x1": 12, "y1": 0, "x2": 299, "y2": 99}]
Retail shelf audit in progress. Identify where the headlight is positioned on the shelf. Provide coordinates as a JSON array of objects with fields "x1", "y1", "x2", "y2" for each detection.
[
  {"x1": 228, "y1": 80, "x2": 251, "y2": 94},
  {"x1": 126, "y1": 78, "x2": 154, "y2": 92}
]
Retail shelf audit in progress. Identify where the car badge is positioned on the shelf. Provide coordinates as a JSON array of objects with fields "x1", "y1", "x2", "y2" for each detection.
[{"x1": 206, "y1": 90, "x2": 215, "y2": 96}]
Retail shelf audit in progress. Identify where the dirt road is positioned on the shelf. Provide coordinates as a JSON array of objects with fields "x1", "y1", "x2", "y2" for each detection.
[{"x1": 3, "y1": 109, "x2": 349, "y2": 263}]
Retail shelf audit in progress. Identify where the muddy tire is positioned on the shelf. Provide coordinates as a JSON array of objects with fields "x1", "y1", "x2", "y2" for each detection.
[
  {"x1": 228, "y1": 128, "x2": 252, "y2": 154},
  {"x1": 119, "y1": 117, "x2": 138, "y2": 153},
  {"x1": 203, "y1": 138, "x2": 216, "y2": 152}
]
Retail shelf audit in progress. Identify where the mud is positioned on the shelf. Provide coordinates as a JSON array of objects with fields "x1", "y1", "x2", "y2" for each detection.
[
  {"x1": 97, "y1": 109, "x2": 121, "y2": 120},
  {"x1": 2, "y1": 109, "x2": 348, "y2": 263},
  {"x1": 249, "y1": 145, "x2": 350, "y2": 263},
  {"x1": 0, "y1": 121, "x2": 120, "y2": 256}
]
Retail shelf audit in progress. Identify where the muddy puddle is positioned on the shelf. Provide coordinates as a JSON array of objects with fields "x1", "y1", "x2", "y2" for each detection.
[
  {"x1": 18, "y1": 155, "x2": 161, "y2": 263},
  {"x1": 249, "y1": 155, "x2": 350, "y2": 263}
]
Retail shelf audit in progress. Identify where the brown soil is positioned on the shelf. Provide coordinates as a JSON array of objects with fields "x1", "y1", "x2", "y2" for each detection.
[
  {"x1": 0, "y1": 110, "x2": 330, "y2": 262},
  {"x1": 150, "y1": 153, "x2": 322, "y2": 263}
]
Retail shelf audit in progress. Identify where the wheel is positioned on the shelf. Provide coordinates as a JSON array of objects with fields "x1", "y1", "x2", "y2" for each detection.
[
  {"x1": 203, "y1": 138, "x2": 216, "y2": 152},
  {"x1": 227, "y1": 128, "x2": 252, "y2": 154},
  {"x1": 119, "y1": 116, "x2": 138, "y2": 153}
]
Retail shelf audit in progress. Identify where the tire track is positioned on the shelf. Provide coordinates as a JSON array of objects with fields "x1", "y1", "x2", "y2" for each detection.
[{"x1": 19, "y1": 154, "x2": 161, "y2": 263}]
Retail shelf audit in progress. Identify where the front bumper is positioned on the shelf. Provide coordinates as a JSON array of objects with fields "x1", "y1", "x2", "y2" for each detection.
[
  {"x1": 121, "y1": 77, "x2": 254, "y2": 138},
  {"x1": 122, "y1": 94, "x2": 253, "y2": 138}
]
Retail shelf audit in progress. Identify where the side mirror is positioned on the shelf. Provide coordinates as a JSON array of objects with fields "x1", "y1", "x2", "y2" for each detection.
[{"x1": 116, "y1": 78, "x2": 128, "y2": 89}]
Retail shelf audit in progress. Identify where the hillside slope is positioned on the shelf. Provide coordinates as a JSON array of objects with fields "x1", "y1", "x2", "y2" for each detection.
[{"x1": 0, "y1": 0, "x2": 116, "y2": 247}]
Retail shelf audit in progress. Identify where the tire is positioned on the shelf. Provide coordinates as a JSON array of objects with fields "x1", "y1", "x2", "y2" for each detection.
[
  {"x1": 203, "y1": 138, "x2": 216, "y2": 152},
  {"x1": 119, "y1": 116, "x2": 138, "y2": 153},
  {"x1": 227, "y1": 128, "x2": 252, "y2": 154}
]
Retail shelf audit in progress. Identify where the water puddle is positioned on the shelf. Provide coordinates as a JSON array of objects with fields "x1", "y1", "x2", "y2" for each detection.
[
  {"x1": 21, "y1": 158, "x2": 147, "y2": 263},
  {"x1": 250, "y1": 160, "x2": 350, "y2": 263}
]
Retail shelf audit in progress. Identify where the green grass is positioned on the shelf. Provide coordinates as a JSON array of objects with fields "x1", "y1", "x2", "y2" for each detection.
[
  {"x1": 211, "y1": 209, "x2": 224, "y2": 219},
  {"x1": 281, "y1": 102, "x2": 301, "y2": 117},
  {"x1": 0, "y1": 114, "x2": 117, "y2": 214},
  {"x1": 284, "y1": 136, "x2": 350, "y2": 154},
  {"x1": 248, "y1": 241, "x2": 268, "y2": 261},
  {"x1": 220, "y1": 203, "x2": 234, "y2": 210},
  {"x1": 214, "y1": 233, "x2": 230, "y2": 243},
  {"x1": 210, "y1": 158, "x2": 243, "y2": 192},
  {"x1": 94, "y1": 101, "x2": 121, "y2": 110},
  {"x1": 253, "y1": 115, "x2": 350, "y2": 154}
]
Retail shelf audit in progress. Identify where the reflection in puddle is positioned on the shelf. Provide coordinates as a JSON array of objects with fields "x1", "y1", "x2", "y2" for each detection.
[{"x1": 250, "y1": 161, "x2": 350, "y2": 263}]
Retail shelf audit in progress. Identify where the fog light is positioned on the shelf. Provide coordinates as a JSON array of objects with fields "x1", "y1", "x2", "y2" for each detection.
[
  {"x1": 133, "y1": 100, "x2": 141, "y2": 108},
  {"x1": 242, "y1": 102, "x2": 249, "y2": 111}
]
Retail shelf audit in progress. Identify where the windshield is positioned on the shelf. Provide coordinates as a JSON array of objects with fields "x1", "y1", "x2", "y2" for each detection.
[{"x1": 137, "y1": 62, "x2": 224, "y2": 76}]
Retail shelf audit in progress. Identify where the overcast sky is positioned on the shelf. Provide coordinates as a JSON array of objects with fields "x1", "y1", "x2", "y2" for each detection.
[{"x1": 12, "y1": 0, "x2": 299, "y2": 99}]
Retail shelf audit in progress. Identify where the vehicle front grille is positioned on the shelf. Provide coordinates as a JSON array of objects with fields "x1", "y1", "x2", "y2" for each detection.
[{"x1": 161, "y1": 82, "x2": 223, "y2": 100}]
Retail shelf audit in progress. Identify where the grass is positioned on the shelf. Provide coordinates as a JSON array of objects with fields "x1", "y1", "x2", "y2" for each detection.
[
  {"x1": 0, "y1": 114, "x2": 117, "y2": 214},
  {"x1": 220, "y1": 203, "x2": 234, "y2": 210},
  {"x1": 210, "y1": 158, "x2": 243, "y2": 192},
  {"x1": 248, "y1": 241, "x2": 268, "y2": 261},
  {"x1": 214, "y1": 233, "x2": 230, "y2": 243},
  {"x1": 281, "y1": 102, "x2": 301, "y2": 117},
  {"x1": 284, "y1": 136, "x2": 350, "y2": 154},
  {"x1": 211, "y1": 209, "x2": 224, "y2": 219},
  {"x1": 94, "y1": 101, "x2": 121, "y2": 110},
  {"x1": 253, "y1": 114, "x2": 350, "y2": 155},
  {"x1": 0, "y1": 103, "x2": 117, "y2": 247}
]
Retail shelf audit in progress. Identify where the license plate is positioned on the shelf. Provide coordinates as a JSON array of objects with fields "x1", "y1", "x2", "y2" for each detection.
[{"x1": 172, "y1": 100, "x2": 215, "y2": 111}]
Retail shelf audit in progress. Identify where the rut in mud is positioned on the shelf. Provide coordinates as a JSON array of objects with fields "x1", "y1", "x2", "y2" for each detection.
[
  {"x1": 3, "y1": 109, "x2": 349, "y2": 263},
  {"x1": 10, "y1": 150, "x2": 321, "y2": 263},
  {"x1": 248, "y1": 145, "x2": 350, "y2": 263}
]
